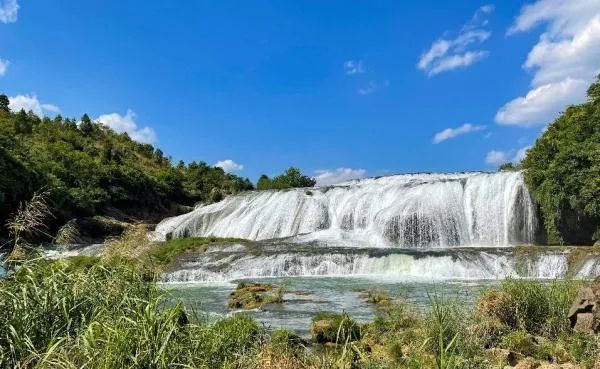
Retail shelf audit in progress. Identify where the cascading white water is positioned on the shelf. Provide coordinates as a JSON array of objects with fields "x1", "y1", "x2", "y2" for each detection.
[
  {"x1": 162, "y1": 246, "x2": 590, "y2": 283},
  {"x1": 153, "y1": 171, "x2": 536, "y2": 248}
]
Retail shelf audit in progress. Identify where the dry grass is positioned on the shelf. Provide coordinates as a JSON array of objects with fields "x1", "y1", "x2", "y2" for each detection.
[{"x1": 6, "y1": 190, "x2": 52, "y2": 244}]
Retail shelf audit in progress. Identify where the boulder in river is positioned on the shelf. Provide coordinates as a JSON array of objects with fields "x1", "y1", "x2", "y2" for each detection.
[{"x1": 568, "y1": 278, "x2": 600, "y2": 334}]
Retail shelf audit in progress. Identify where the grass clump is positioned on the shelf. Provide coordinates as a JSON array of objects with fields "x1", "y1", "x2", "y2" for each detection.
[
  {"x1": 228, "y1": 282, "x2": 284, "y2": 310},
  {"x1": 149, "y1": 236, "x2": 247, "y2": 268},
  {"x1": 476, "y1": 279, "x2": 582, "y2": 337},
  {"x1": 310, "y1": 312, "x2": 362, "y2": 344},
  {"x1": 359, "y1": 288, "x2": 392, "y2": 308}
]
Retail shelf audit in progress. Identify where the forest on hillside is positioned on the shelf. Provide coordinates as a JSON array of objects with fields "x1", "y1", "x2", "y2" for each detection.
[{"x1": 0, "y1": 98, "x2": 253, "y2": 240}]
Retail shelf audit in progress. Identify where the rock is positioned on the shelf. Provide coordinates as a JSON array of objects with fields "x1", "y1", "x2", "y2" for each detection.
[
  {"x1": 55, "y1": 216, "x2": 128, "y2": 245},
  {"x1": 514, "y1": 357, "x2": 540, "y2": 369},
  {"x1": 227, "y1": 282, "x2": 282, "y2": 310},
  {"x1": 485, "y1": 348, "x2": 520, "y2": 366},
  {"x1": 568, "y1": 278, "x2": 600, "y2": 334}
]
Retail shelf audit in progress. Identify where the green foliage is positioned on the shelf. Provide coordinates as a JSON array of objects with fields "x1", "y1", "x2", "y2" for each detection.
[
  {"x1": 498, "y1": 162, "x2": 519, "y2": 171},
  {"x1": 256, "y1": 167, "x2": 316, "y2": 190},
  {"x1": 476, "y1": 279, "x2": 581, "y2": 338},
  {"x1": 0, "y1": 258, "x2": 264, "y2": 368},
  {"x1": 0, "y1": 107, "x2": 254, "y2": 239},
  {"x1": 311, "y1": 312, "x2": 362, "y2": 344},
  {"x1": 522, "y1": 76, "x2": 600, "y2": 244},
  {"x1": 149, "y1": 236, "x2": 247, "y2": 268},
  {"x1": 0, "y1": 94, "x2": 9, "y2": 113}
]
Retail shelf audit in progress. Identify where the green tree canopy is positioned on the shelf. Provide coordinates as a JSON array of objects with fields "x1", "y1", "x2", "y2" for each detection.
[
  {"x1": 522, "y1": 76, "x2": 600, "y2": 245},
  {"x1": 256, "y1": 167, "x2": 316, "y2": 190},
  {"x1": 0, "y1": 103, "x2": 254, "y2": 239}
]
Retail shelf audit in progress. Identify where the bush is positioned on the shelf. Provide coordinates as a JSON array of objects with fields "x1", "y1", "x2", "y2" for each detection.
[
  {"x1": 476, "y1": 279, "x2": 581, "y2": 337},
  {"x1": 311, "y1": 312, "x2": 362, "y2": 344}
]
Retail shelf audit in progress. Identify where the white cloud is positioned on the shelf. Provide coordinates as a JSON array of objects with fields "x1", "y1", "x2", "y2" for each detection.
[
  {"x1": 214, "y1": 159, "x2": 243, "y2": 173},
  {"x1": 95, "y1": 110, "x2": 156, "y2": 144},
  {"x1": 485, "y1": 150, "x2": 509, "y2": 166},
  {"x1": 496, "y1": 78, "x2": 587, "y2": 126},
  {"x1": 9, "y1": 94, "x2": 60, "y2": 116},
  {"x1": 418, "y1": 5, "x2": 493, "y2": 76},
  {"x1": 0, "y1": 58, "x2": 8, "y2": 76},
  {"x1": 433, "y1": 123, "x2": 486, "y2": 143},
  {"x1": 344, "y1": 60, "x2": 365, "y2": 75},
  {"x1": 513, "y1": 145, "x2": 532, "y2": 163},
  {"x1": 485, "y1": 145, "x2": 532, "y2": 166},
  {"x1": 497, "y1": 0, "x2": 600, "y2": 126},
  {"x1": 0, "y1": 0, "x2": 18, "y2": 23},
  {"x1": 314, "y1": 168, "x2": 366, "y2": 186},
  {"x1": 427, "y1": 51, "x2": 489, "y2": 77},
  {"x1": 357, "y1": 81, "x2": 377, "y2": 95},
  {"x1": 357, "y1": 80, "x2": 389, "y2": 96}
]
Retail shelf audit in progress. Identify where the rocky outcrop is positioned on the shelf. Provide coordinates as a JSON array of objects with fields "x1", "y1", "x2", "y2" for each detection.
[
  {"x1": 55, "y1": 216, "x2": 128, "y2": 245},
  {"x1": 227, "y1": 282, "x2": 282, "y2": 310},
  {"x1": 568, "y1": 278, "x2": 600, "y2": 334}
]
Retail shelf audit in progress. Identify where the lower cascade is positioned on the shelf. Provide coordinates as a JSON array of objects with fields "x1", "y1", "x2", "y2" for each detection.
[
  {"x1": 153, "y1": 171, "x2": 537, "y2": 248},
  {"x1": 163, "y1": 244, "x2": 600, "y2": 283}
]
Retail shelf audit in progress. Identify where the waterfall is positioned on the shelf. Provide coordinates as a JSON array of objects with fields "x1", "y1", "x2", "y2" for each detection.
[
  {"x1": 153, "y1": 171, "x2": 536, "y2": 248},
  {"x1": 162, "y1": 245, "x2": 596, "y2": 283}
]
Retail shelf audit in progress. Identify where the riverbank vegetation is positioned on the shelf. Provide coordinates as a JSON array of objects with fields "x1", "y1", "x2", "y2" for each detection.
[
  {"x1": 1, "y1": 257, "x2": 598, "y2": 368},
  {"x1": 520, "y1": 76, "x2": 600, "y2": 246}
]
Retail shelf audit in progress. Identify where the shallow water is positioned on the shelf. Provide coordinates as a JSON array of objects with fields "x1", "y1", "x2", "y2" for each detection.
[{"x1": 165, "y1": 276, "x2": 492, "y2": 336}]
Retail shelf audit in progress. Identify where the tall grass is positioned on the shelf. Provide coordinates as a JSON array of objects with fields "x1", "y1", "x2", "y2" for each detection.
[
  {"x1": 0, "y1": 258, "x2": 264, "y2": 369},
  {"x1": 476, "y1": 278, "x2": 582, "y2": 337}
]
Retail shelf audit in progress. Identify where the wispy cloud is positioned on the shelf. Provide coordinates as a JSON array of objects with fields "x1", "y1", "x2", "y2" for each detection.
[
  {"x1": 485, "y1": 150, "x2": 509, "y2": 166},
  {"x1": 344, "y1": 60, "x2": 365, "y2": 75},
  {"x1": 357, "y1": 80, "x2": 389, "y2": 96},
  {"x1": 0, "y1": 58, "x2": 8, "y2": 76},
  {"x1": 418, "y1": 5, "x2": 494, "y2": 77},
  {"x1": 357, "y1": 81, "x2": 377, "y2": 95},
  {"x1": 314, "y1": 168, "x2": 366, "y2": 186},
  {"x1": 214, "y1": 159, "x2": 244, "y2": 173},
  {"x1": 433, "y1": 123, "x2": 486, "y2": 144},
  {"x1": 496, "y1": 0, "x2": 600, "y2": 127},
  {"x1": 9, "y1": 94, "x2": 60, "y2": 116},
  {"x1": 96, "y1": 110, "x2": 156, "y2": 144},
  {"x1": 485, "y1": 145, "x2": 531, "y2": 166},
  {"x1": 0, "y1": 0, "x2": 18, "y2": 23}
]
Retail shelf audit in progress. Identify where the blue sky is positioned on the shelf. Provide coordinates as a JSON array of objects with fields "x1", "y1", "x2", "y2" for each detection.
[{"x1": 1, "y1": 0, "x2": 599, "y2": 185}]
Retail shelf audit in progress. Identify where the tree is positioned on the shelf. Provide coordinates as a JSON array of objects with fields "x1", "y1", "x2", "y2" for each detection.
[
  {"x1": 13, "y1": 110, "x2": 32, "y2": 134},
  {"x1": 498, "y1": 162, "x2": 517, "y2": 171},
  {"x1": 0, "y1": 94, "x2": 9, "y2": 113},
  {"x1": 79, "y1": 113, "x2": 94, "y2": 136},
  {"x1": 521, "y1": 76, "x2": 600, "y2": 245},
  {"x1": 256, "y1": 167, "x2": 316, "y2": 190},
  {"x1": 257, "y1": 174, "x2": 271, "y2": 190}
]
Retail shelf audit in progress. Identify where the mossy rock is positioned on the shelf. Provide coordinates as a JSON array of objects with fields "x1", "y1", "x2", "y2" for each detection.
[
  {"x1": 55, "y1": 216, "x2": 128, "y2": 245},
  {"x1": 359, "y1": 289, "x2": 392, "y2": 307},
  {"x1": 227, "y1": 282, "x2": 283, "y2": 310},
  {"x1": 310, "y1": 312, "x2": 362, "y2": 344}
]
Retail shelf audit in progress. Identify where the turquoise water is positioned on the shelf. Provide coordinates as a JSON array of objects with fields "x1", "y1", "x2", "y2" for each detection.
[{"x1": 166, "y1": 276, "x2": 492, "y2": 336}]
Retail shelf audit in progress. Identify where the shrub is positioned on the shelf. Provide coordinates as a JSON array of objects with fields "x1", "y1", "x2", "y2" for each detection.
[
  {"x1": 311, "y1": 312, "x2": 362, "y2": 344},
  {"x1": 476, "y1": 279, "x2": 581, "y2": 337}
]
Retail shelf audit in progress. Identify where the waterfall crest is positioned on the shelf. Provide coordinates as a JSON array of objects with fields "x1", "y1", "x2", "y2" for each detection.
[{"x1": 153, "y1": 171, "x2": 536, "y2": 248}]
